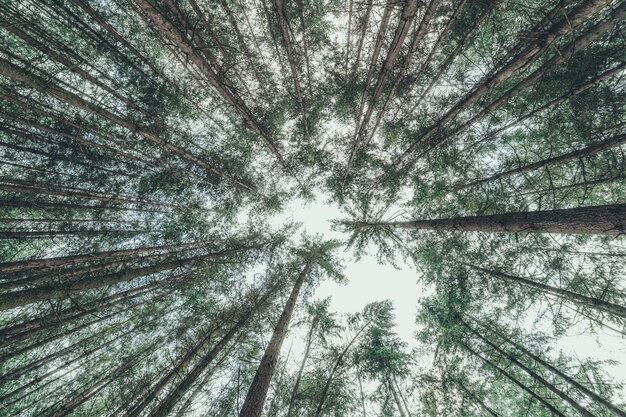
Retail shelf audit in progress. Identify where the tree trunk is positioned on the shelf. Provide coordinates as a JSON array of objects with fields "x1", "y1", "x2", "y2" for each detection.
[
  {"x1": 462, "y1": 319, "x2": 597, "y2": 417},
  {"x1": 132, "y1": 0, "x2": 291, "y2": 175},
  {"x1": 148, "y1": 285, "x2": 276, "y2": 417},
  {"x1": 359, "y1": 204, "x2": 626, "y2": 235},
  {"x1": 387, "y1": 374, "x2": 408, "y2": 417},
  {"x1": 392, "y1": 0, "x2": 612, "y2": 170},
  {"x1": 239, "y1": 261, "x2": 313, "y2": 417},
  {"x1": 0, "y1": 239, "x2": 212, "y2": 274},
  {"x1": 463, "y1": 343, "x2": 567, "y2": 417},
  {"x1": 0, "y1": 57, "x2": 253, "y2": 191},
  {"x1": 461, "y1": 132, "x2": 626, "y2": 189},
  {"x1": 315, "y1": 319, "x2": 371, "y2": 417},
  {"x1": 469, "y1": 316, "x2": 626, "y2": 417},
  {"x1": 0, "y1": 246, "x2": 256, "y2": 311},
  {"x1": 466, "y1": 263, "x2": 626, "y2": 319},
  {"x1": 285, "y1": 315, "x2": 318, "y2": 417},
  {"x1": 456, "y1": 381, "x2": 500, "y2": 417}
]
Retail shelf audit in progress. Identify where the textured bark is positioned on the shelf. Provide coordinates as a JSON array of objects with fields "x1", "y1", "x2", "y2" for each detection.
[
  {"x1": 467, "y1": 264, "x2": 626, "y2": 319},
  {"x1": 239, "y1": 261, "x2": 312, "y2": 417},
  {"x1": 363, "y1": 204, "x2": 626, "y2": 235},
  {"x1": 350, "y1": 0, "x2": 419, "y2": 164},
  {"x1": 366, "y1": 0, "x2": 444, "y2": 145},
  {"x1": 273, "y1": 0, "x2": 308, "y2": 132},
  {"x1": 148, "y1": 285, "x2": 277, "y2": 417},
  {"x1": 0, "y1": 240, "x2": 212, "y2": 274},
  {"x1": 132, "y1": 0, "x2": 291, "y2": 174},
  {"x1": 349, "y1": 0, "x2": 394, "y2": 168},
  {"x1": 442, "y1": 2, "x2": 626, "y2": 150}
]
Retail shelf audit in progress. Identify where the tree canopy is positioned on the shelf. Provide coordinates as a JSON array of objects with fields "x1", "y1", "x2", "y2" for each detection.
[{"x1": 0, "y1": 0, "x2": 625, "y2": 415}]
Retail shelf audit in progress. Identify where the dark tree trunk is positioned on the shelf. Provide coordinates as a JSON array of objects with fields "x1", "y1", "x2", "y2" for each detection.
[{"x1": 239, "y1": 261, "x2": 313, "y2": 417}]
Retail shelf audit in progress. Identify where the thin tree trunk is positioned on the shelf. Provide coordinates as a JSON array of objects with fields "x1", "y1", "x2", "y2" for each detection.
[
  {"x1": 0, "y1": 57, "x2": 254, "y2": 192},
  {"x1": 461, "y1": 132, "x2": 626, "y2": 189},
  {"x1": 132, "y1": 0, "x2": 291, "y2": 175},
  {"x1": 463, "y1": 343, "x2": 567, "y2": 417},
  {"x1": 315, "y1": 319, "x2": 371, "y2": 417},
  {"x1": 469, "y1": 316, "x2": 626, "y2": 417},
  {"x1": 239, "y1": 260, "x2": 313, "y2": 417},
  {"x1": 148, "y1": 285, "x2": 277, "y2": 417},
  {"x1": 0, "y1": 246, "x2": 256, "y2": 311},
  {"x1": 0, "y1": 239, "x2": 212, "y2": 274},
  {"x1": 462, "y1": 319, "x2": 597, "y2": 417},
  {"x1": 392, "y1": 0, "x2": 612, "y2": 170},
  {"x1": 387, "y1": 374, "x2": 408, "y2": 417},
  {"x1": 456, "y1": 381, "x2": 501, "y2": 417},
  {"x1": 285, "y1": 316, "x2": 319, "y2": 417},
  {"x1": 466, "y1": 263, "x2": 626, "y2": 319}
]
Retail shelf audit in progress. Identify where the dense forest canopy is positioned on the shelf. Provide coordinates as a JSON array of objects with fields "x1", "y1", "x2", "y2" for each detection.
[{"x1": 0, "y1": 0, "x2": 625, "y2": 415}]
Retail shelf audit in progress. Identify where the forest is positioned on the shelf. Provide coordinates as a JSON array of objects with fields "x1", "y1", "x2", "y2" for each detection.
[{"x1": 0, "y1": 0, "x2": 625, "y2": 415}]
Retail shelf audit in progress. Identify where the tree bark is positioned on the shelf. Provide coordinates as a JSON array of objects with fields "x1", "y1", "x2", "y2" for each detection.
[
  {"x1": 359, "y1": 204, "x2": 626, "y2": 235},
  {"x1": 469, "y1": 316, "x2": 626, "y2": 417},
  {"x1": 393, "y1": 0, "x2": 612, "y2": 170},
  {"x1": 315, "y1": 318, "x2": 371, "y2": 417},
  {"x1": 239, "y1": 261, "x2": 313, "y2": 417},
  {"x1": 463, "y1": 343, "x2": 567, "y2": 417}
]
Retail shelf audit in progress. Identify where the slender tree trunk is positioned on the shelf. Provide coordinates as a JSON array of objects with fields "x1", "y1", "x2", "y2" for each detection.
[
  {"x1": 285, "y1": 316, "x2": 319, "y2": 417},
  {"x1": 466, "y1": 263, "x2": 626, "y2": 319},
  {"x1": 461, "y1": 132, "x2": 626, "y2": 189},
  {"x1": 148, "y1": 285, "x2": 276, "y2": 417},
  {"x1": 0, "y1": 57, "x2": 253, "y2": 191},
  {"x1": 456, "y1": 381, "x2": 501, "y2": 417},
  {"x1": 0, "y1": 246, "x2": 256, "y2": 311},
  {"x1": 350, "y1": 0, "x2": 418, "y2": 163},
  {"x1": 315, "y1": 319, "x2": 371, "y2": 417},
  {"x1": 132, "y1": 0, "x2": 291, "y2": 175},
  {"x1": 387, "y1": 374, "x2": 408, "y2": 417},
  {"x1": 469, "y1": 316, "x2": 626, "y2": 417},
  {"x1": 462, "y1": 319, "x2": 597, "y2": 417},
  {"x1": 392, "y1": 0, "x2": 612, "y2": 170},
  {"x1": 351, "y1": 0, "x2": 373, "y2": 79},
  {"x1": 0, "y1": 239, "x2": 212, "y2": 274},
  {"x1": 239, "y1": 260, "x2": 313, "y2": 417},
  {"x1": 463, "y1": 343, "x2": 567, "y2": 417},
  {"x1": 273, "y1": 0, "x2": 308, "y2": 134},
  {"x1": 356, "y1": 204, "x2": 626, "y2": 235}
]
